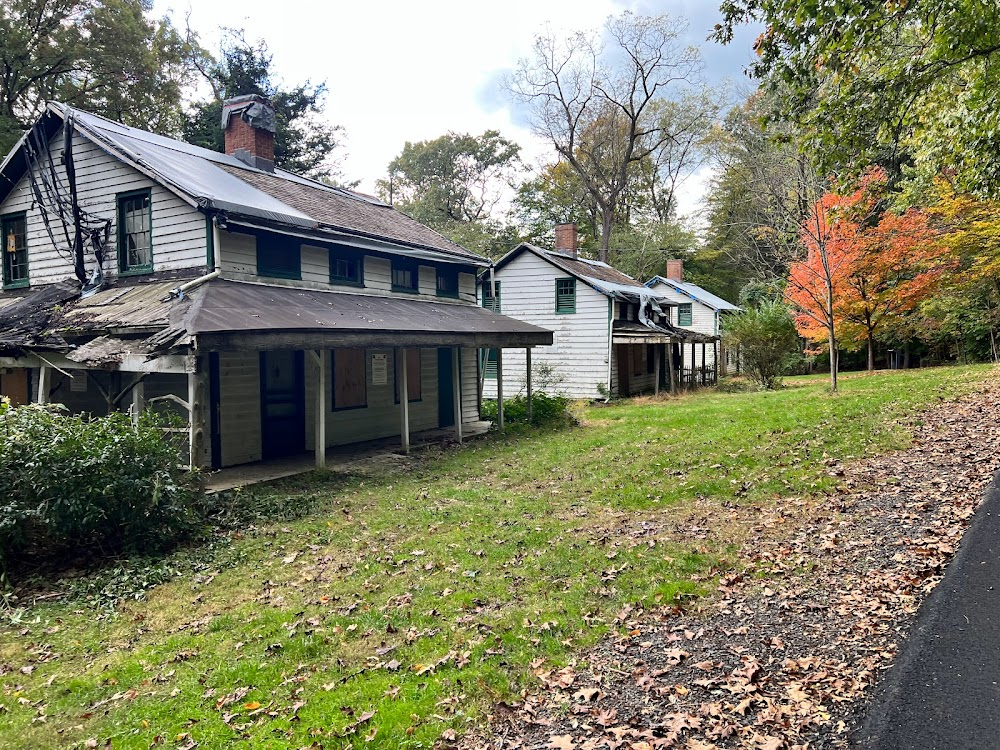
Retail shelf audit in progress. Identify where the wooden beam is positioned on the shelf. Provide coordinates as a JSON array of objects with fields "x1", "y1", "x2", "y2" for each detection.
[
  {"x1": 36, "y1": 365, "x2": 51, "y2": 404},
  {"x1": 315, "y1": 350, "x2": 327, "y2": 469},
  {"x1": 654, "y1": 345, "x2": 660, "y2": 397},
  {"x1": 131, "y1": 379, "x2": 145, "y2": 425},
  {"x1": 452, "y1": 347, "x2": 463, "y2": 443},
  {"x1": 525, "y1": 347, "x2": 533, "y2": 423},
  {"x1": 701, "y1": 342, "x2": 707, "y2": 386},
  {"x1": 0, "y1": 353, "x2": 196, "y2": 374},
  {"x1": 399, "y1": 348, "x2": 410, "y2": 454},
  {"x1": 496, "y1": 348, "x2": 505, "y2": 432},
  {"x1": 667, "y1": 341, "x2": 677, "y2": 395},
  {"x1": 187, "y1": 356, "x2": 208, "y2": 469}
]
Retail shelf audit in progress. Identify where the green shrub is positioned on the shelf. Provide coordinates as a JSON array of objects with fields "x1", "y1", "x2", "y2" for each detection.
[
  {"x1": 482, "y1": 391, "x2": 573, "y2": 426},
  {"x1": 0, "y1": 401, "x2": 202, "y2": 581},
  {"x1": 723, "y1": 300, "x2": 801, "y2": 390}
]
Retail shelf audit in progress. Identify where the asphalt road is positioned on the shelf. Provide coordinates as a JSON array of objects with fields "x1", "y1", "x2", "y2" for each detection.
[{"x1": 857, "y1": 470, "x2": 1000, "y2": 749}]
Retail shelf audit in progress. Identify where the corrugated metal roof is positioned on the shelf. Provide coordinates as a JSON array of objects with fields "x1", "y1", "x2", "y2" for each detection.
[
  {"x1": 184, "y1": 280, "x2": 552, "y2": 344},
  {"x1": 62, "y1": 280, "x2": 183, "y2": 329},
  {"x1": 646, "y1": 277, "x2": 741, "y2": 312}
]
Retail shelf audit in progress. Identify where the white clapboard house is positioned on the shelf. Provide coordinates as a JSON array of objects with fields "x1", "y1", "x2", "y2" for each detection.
[
  {"x1": 479, "y1": 225, "x2": 715, "y2": 401},
  {"x1": 0, "y1": 96, "x2": 551, "y2": 469},
  {"x1": 645, "y1": 261, "x2": 740, "y2": 376}
]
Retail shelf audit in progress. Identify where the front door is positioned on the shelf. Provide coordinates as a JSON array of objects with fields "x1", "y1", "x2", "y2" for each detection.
[
  {"x1": 260, "y1": 351, "x2": 305, "y2": 460},
  {"x1": 437, "y1": 347, "x2": 455, "y2": 428}
]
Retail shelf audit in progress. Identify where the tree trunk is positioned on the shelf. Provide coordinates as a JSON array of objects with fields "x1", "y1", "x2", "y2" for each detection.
[
  {"x1": 826, "y1": 279, "x2": 837, "y2": 393},
  {"x1": 867, "y1": 332, "x2": 875, "y2": 373},
  {"x1": 598, "y1": 209, "x2": 613, "y2": 263}
]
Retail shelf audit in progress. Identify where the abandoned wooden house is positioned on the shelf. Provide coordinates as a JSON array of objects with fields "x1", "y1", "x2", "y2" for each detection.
[
  {"x1": 0, "y1": 96, "x2": 551, "y2": 469},
  {"x1": 478, "y1": 224, "x2": 717, "y2": 401},
  {"x1": 645, "y1": 261, "x2": 740, "y2": 379}
]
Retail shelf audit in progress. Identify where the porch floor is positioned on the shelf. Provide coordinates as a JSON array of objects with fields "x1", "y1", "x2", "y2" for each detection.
[{"x1": 204, "y1": 420, "x2": 493, "y2": 494}]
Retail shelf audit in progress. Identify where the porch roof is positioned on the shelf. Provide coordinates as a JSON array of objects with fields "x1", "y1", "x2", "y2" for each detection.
[{"x1": 183, "y1": 280, "x2": 553, "y2": 351}]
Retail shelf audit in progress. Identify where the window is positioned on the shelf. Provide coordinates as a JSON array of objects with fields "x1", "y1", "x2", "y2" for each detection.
[
  {"x1": 391, "y1": 259, "x2": 419, "y2": 292},
  {"x1": 2, "y1": 213, "x2": 28, "y2": 289},
  {"x1": 394, "y1": 348, "x2": 422, "y2": 402},
  {"x1": 482, "y1": 280, "x2": 501, "y2": 311},
  {"x1": 678, "y1": 303, "x2": 693, "y2": 327},
  {"x1": 257, "y1": 235, "x2": 302, "y2": 279},
  {"x1": 117, "y1": 190, "x2": 152, "y2": 274},
  {"x1": 332, "y1": 348, "x2": 367, "y2": 410},
  {"x1": 329, "y1": 246, "x2": 364, "y2": 286},
  {"x1": 482, "y1": 348, "x2": 498, "y2": 379},
  {"x1": 436, "y1": 267, "x2": 459, "y2": 298},
  {"x1": 555, "y1": 278, "x2": 576, "y2": 314}
]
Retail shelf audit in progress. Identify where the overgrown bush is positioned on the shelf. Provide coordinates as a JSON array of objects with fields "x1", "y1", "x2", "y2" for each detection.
[
  {"x1": 482, "y1": 392, "x2": 573, "y2": 426},
  {"x1": 0, "y1": 402, "x2": 202, "y2": 582},
  {"x1": 723, "y1": 300, "x2": 801, "y2": 390}
]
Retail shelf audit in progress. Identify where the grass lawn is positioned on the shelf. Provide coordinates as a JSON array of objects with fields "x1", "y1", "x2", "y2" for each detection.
[{"x1": 1, "y1": 365, "x2": 994, "y2": 750}]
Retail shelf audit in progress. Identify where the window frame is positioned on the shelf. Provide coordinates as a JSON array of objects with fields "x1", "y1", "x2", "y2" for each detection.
[
  {"x1": 329, "y1": 246, "x2": 364, "y2": 287},
  {"x1": 2, "y1": 212, "x2": 29, "y2": 290},
  {"x1": 555, "y1": 277, "x2": 576, "y2": 314},
  {"x1": 256, "y1": 234, "x2": 302, "y2": 280},
  {"x1": 436, "y1": 266, "x2": 459, "y2": 298},
  {"x1": 482, "y1": 280, "x2": 501, "y2": 312},
  {"x1": 391, "y1": 258, "x2": 420, "y2": 293},
  {"x1": 116, "y1": 189, "x2": 153, "y2": 276},
  {"x1": 331, "y1": 348, "x2": 368, "y2": 411},
  {"x1": 678, "y1": 302, "x2": 693, "y2": 327}
]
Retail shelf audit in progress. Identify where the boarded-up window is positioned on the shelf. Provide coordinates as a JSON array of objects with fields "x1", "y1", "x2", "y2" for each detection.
[
  {"x1": 332, "y1": 348, "x2": 366, "y2": 410},
  {"x1": 395, "y1": 348, "x2": 422, "y2": 402}
]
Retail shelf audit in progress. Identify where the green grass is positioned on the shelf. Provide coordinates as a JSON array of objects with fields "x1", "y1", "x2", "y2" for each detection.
[{"x1": 0, "y1": 365, "x2": 993, "y2": 750}]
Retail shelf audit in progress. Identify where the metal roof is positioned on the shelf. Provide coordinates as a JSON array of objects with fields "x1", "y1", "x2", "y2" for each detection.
[
  {"x1": 645, "y1": 276, "x2": 741, "y2": 312},
  {"x1": 26, "y1": 104, "x2": 486, "y2": 265}
]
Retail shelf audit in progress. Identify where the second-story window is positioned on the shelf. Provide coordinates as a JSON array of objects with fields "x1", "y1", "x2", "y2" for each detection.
[
  {"x1": 391, "y1": 259, "x2": 419, "y2": 292},
  {"x1": 257, "y1": 235, "x2": 302, "y2": 279},
  {"x1": 555, "y1": 277, "x2": 576, "y2": 314},
  {"x1": 678, "y1": 303, "x2": 693, "y2": 327},
  {"x1": 117, "y1": 190, "x2": 152, "y2": 274},
  {"x1": 329, "y1": 246, "x2": 363, "y2": 286},
  {"x1": 436, "y1": 267, "x2": 458, "y2": 298},
  {"x1": 2, "y1": 213, "x2": 28, "y2": 289},
  {"x1": 482, "y1": 280, "x2": 501, "y2": 311}
]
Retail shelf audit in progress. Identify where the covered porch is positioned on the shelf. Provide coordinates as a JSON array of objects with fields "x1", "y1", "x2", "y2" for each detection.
[{"x1": 611, "y1": 324, "x2": 722, "y2": 397}]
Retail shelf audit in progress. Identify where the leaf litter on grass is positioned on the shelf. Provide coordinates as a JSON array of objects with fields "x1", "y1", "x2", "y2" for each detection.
[{"x1": 474, "y1": 377, "x2": 1000, "y2": 750}]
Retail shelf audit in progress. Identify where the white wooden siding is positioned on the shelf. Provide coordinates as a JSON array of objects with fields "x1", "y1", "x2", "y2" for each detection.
[
  {"x1": 460, "y1": 347, "x2": 479, "y2": 424},
  {"x1": 218, "y1": 351, "x2": 262, "y2": 466},
  {"x1": 0, "y1": 131, "x2": 206, "y2": 290},
  {"x1": 301, "y1": 245, "x2": 329, "y2": 284},
  {"x1": 219, "y1": 230, "x2": 257, "y2": 274},
  {"x1": 459, "y1": 273, "x2": 476, "y2": 303},
  {"x1": 481, "y1": 251, "x2": 609, "y2": 400},
  {"x1": 646, "y1": 280, "x2": 720, "y2": 369}
]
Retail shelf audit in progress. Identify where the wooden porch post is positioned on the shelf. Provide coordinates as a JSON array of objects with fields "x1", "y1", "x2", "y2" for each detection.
[
  {"x1": 315, "y1": 350, "x2": 327, "y2": 469},
  {"x1": 667, "y1": 340, "x2": 677, "y2": 395},
  {"x1": 452, "y1": 347, "x2": 463, "y2": 443},
  {"x1": 131, "y1": 379, "x2": 145, "y2": 425},
  {"x1": 525, "y1": 347, "x2": 533, "y2": 423},
  {"x1": 398, "y1": 348, "x2": 410, "y2": 454},
  {"x1": 714, "y1": 341, "x2": 720, "y2": 384},
  {"x1": 496, "y1": 348, "x2": 505, "y2": 432},
  {"x1": 701, "y1": 342, "x2": 707, "y2": 385},
  {"x1": 36, "y1": 365, "x2": 51, "y2": 404},
  {"x1": 188, "y1": 356, "x2": 208, "y2": 469},
  {"x1": 654, "y1": 343, "x2": 661, "y2": 396}
]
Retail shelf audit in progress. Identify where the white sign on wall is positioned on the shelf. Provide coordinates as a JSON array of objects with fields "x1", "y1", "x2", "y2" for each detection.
[{"x1": 371, "y1": 352, "x2": 387, "y2": 385}]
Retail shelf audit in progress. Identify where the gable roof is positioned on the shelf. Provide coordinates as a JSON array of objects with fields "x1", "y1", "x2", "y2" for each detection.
[
  {"x1": 0, "y1": 104, "x2": 484, "y2": 266},
  {"x1": 492, "y1": 243, "x2": 677, "y2": 304},
  {"x1": 645, "y1": 276, "x2": 740, "y2": 312}
]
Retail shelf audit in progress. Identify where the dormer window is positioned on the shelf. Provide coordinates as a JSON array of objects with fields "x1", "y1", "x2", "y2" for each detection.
[
  {"x1": 117, "y1": 190, "x2": 152, "y2": 274},
  {"x1": 436, "y1": 267, "x2": 458, "y2": 298},
  {"x1": 329, "y1": 246, "x2": 363, "y2": 287},
  {"x1": 2, "y1": 213, "x2": 28, "y2": 289},
  {"x1": 391, "y1": 259, "x2": 419, "y2": 293}
]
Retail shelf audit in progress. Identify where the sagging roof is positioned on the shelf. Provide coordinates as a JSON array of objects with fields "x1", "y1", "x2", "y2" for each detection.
[
  {"x1": 179, "y1": 280, "x2": 552, "y2": 350},
  {"x1": 0, "y1": 104, "x2": 484, "y2": 266},
  {"x1": 645, "y1": 276, "x2": 741, "y2": 312},
  {"x1": 491, "y1": 243, "x2": 678, "y2": 304}
]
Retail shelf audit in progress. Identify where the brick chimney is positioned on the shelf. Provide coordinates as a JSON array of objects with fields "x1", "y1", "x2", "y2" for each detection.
[
  {"x1": 222, "y1": 94, "x2": 276, "y2": 172},
  {"x1": 666, "y1": 258, "x2": 683, "y2": 281},
  {"x1": 554, "y1": 223, "x2": 578, "y2": 259}
]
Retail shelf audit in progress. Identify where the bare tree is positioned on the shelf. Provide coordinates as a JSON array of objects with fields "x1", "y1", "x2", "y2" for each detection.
[{"x1": 508, "y1": 12, "x2": 703, "y2": 262}]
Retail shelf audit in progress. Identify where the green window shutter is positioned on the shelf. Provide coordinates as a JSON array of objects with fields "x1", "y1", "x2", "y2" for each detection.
[
  {"x1": 481, "y1": 348, "x2": 498, "y2": 379},
  {"x1": 482, "y1": 280, "x2": 501, "y2": 311},
  {"x1": 555, "y1": 278, "x2": 576, "y2": 314},
  {"x1": 678, "y1": 303, "x2": 693, "y2": 327}
]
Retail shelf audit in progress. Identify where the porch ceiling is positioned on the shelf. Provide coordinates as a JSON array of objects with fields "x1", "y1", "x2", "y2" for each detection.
[{"x1": 184, "y1": 280, "x2": 553, "y2": 352}]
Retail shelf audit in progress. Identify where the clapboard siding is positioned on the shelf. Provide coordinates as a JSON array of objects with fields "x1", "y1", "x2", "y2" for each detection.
[
  {"x1": 460, "y1": 347, "x2": 479, "y2": 424},
  {"x1": 481, "y1": 251, "x2": 609, "y2": 400},
  {"x1": 301, "y1": 245, "x2": 328, "y2": 284},
  {"x1": 218, "y1": 351, "x2": 262, "y2": 467},
  {"x1": 219, "y1": 230, "x2": 257, "y2": 274},
  {"x1": 459, "y1": 273, "x2": 476, "y2": 303},
  {"x1": 0, "y1": 132, "x2": 206, "y2": 290}
]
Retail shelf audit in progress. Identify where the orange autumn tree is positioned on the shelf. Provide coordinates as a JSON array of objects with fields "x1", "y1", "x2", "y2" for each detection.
[{"x1": 786, "y1": 170, "x2": 943, "y2": 389}]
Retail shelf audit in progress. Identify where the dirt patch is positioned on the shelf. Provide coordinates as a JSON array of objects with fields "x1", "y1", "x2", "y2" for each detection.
[{"x1": 469, "y1": 376, "x2": 1000, "y2": 750}]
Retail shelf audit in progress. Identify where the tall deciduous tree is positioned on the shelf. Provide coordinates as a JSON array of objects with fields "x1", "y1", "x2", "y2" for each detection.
[
  {"x1": 183, "y1": 31, "x2": 346, "y2": 181},
  {"x1": 507, "y1": 11, "x2": 706, "y2": 261},
  {"x1": 0, "y1": 0, "x2": 205, "y2": 154},
  {"x1": 714, "y1": 0, "x2": 1000, "y2": 198}
]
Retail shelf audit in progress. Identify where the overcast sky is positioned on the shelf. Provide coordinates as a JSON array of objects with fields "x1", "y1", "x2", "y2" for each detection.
[{"x1": 153, "y1": 0, "x2": 760, "y2": 221}]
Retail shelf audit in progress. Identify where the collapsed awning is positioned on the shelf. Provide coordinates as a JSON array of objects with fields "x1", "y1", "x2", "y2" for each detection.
[{"x1": 182, "y1": 280, "x2": 553, "y2": 352}]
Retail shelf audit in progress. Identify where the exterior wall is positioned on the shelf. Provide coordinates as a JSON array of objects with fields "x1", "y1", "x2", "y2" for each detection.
[
  {"x1": 609, "y1": 344, "x2": 661, "y2": 397},
  {"x1": 646, "y1": 280, "x2": 720, "y2": 370},
  {"x1": 481, "y1": 251, "x2": 610, "y2": 400},
  {"x1": 218, "y1": 229, "x2": 477, "y2": 304},
  {"x1": 0, "y1": 131, "x2": 207, "y2": 291},
  {"x1": 217, "y1": 351, "x2": 262, "y2": 467}
]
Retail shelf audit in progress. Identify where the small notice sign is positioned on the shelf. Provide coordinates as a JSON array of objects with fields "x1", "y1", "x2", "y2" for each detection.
[{"x1": 371, "y1": 353, "x2": 387, "y2": 385}]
